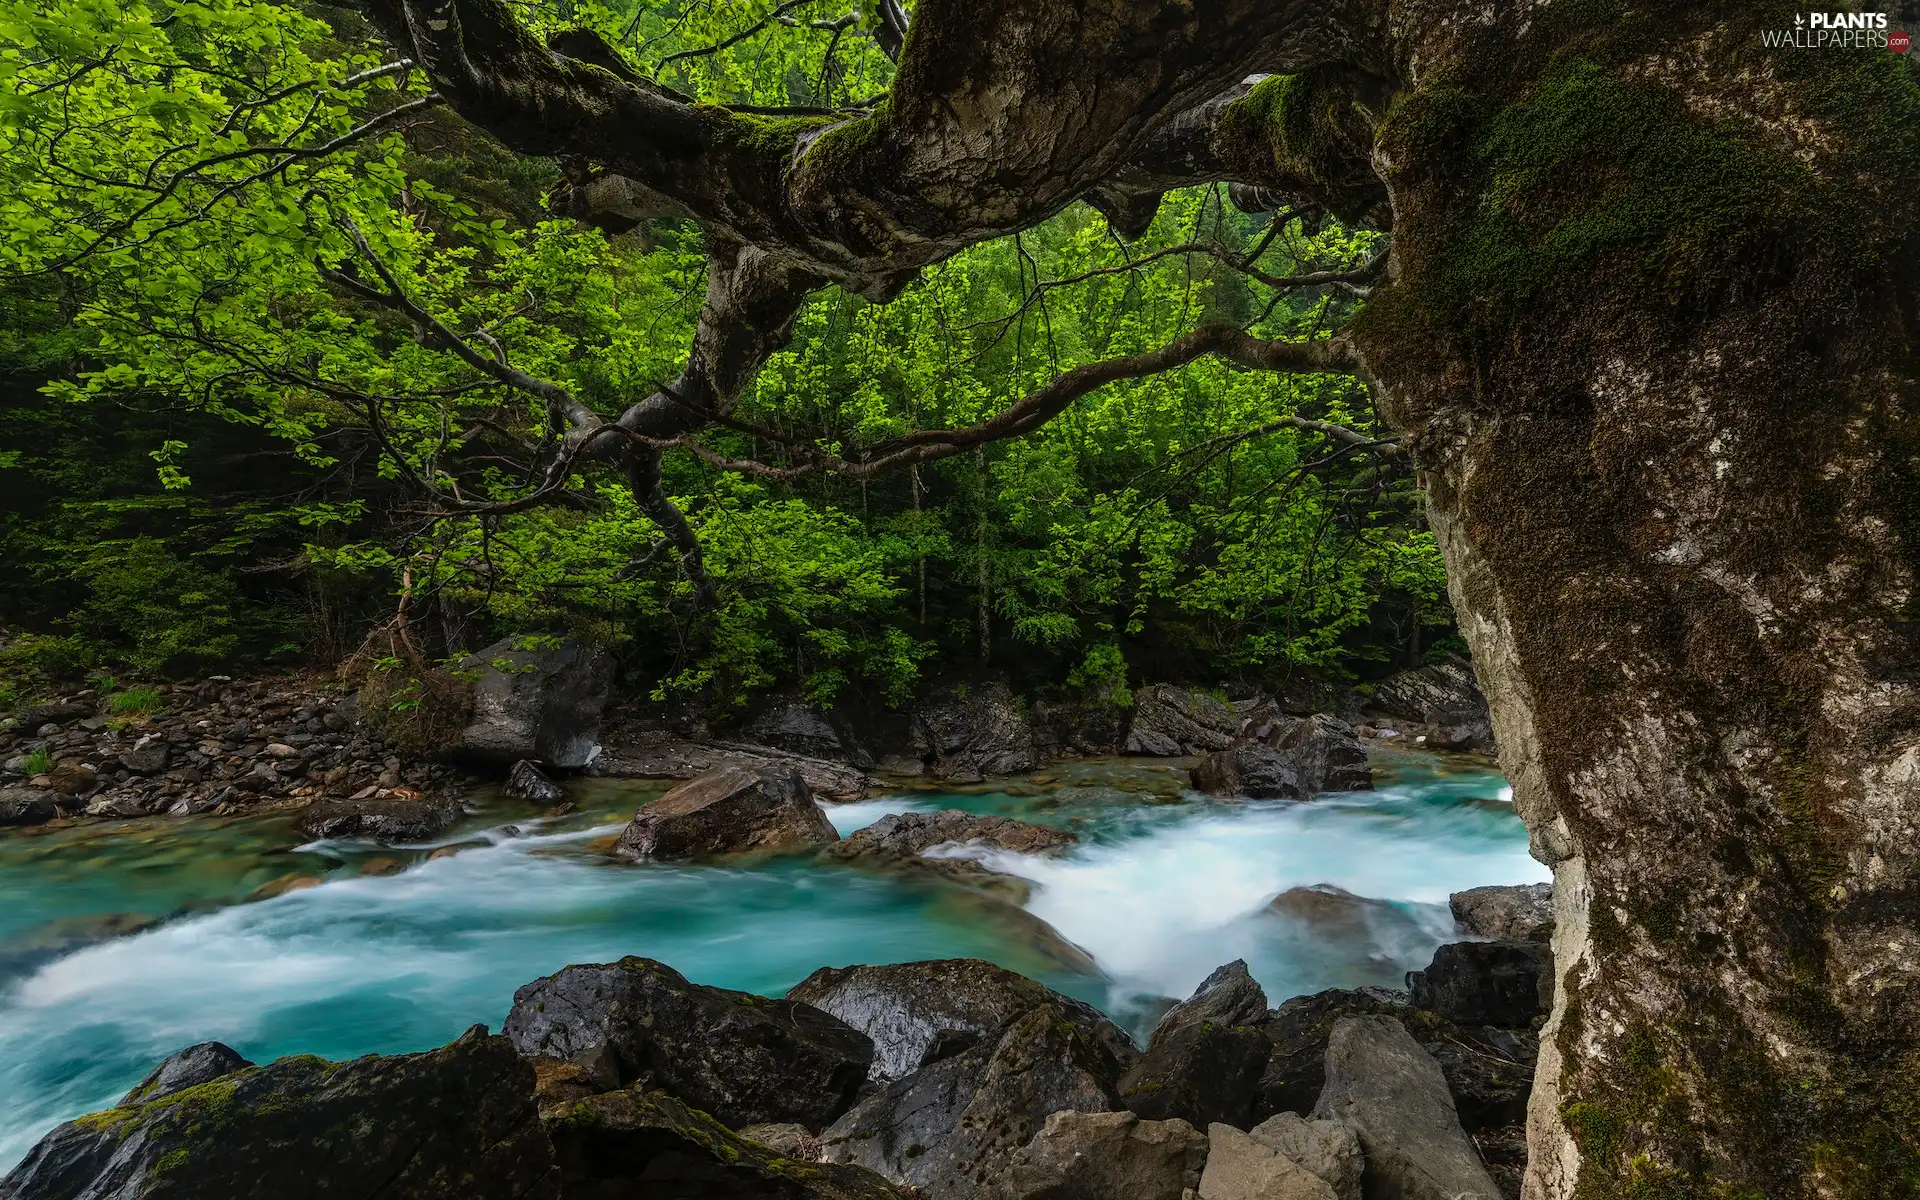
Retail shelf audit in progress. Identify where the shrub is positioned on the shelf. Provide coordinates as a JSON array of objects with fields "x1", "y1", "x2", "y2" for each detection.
[
  {"x1": 106, "y1": 685, "x2": 167, "y2": 716},
  {"x1": 22, "y1": 748, "x2": 52, "y2": 775}
]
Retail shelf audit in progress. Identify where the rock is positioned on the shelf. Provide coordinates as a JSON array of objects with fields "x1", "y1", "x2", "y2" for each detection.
[
  {"x1": 502, "y1": 956, "x2": 871, "y2": 1131},
  {"x1": 737, "y1": 1121, "x2": 819, "y2": 1158},
  {"x1": 1406, "y1": 941, "x2": 1550, "y2": 1029},
  {"x1": 1005, "y1": 1110, "x2": 1208, "y2": 1200},
  {"x1": 1312, "y1": 1016, "x2": 1500, "y2": 1200},
  {"x1": 16, "y1": 701, "x2": 93, "y2": 729},
  {"x1": 592, "y1": 729, "x2": 872, "y2": 802},
  {"x1": 1449, "y1": 883, "x2": 1554, "y2": 943},
  {"x1": 297, "y1": 794, "x2": 458, "y2": 842},
  {"x1": 1255, "y1": 988, "x2": 1409, "y2": 1121},
  {"x1": 1262, "y1": 714, "x2": 1373, "y2": 793},
  {"x1": 47, "y1": 761, "x2": 97, "y2": 795},
  {"x1": 1189, "y1": 745, "x2": 1304, "y2": 799},
  {"x1": 826, "y1": 809, "x2": 1075, "y2": 862},
  {"x1": 1031, "y1": 690, "x2": 1129, "y2": 757},
  {"x1": 0, "y1": 786, "x2": 56, "y2": 826},
  {"x1": 749, "y1": 697, "x2": 872, "y2": 767},
  {"x1": 456, "y1": 635, "x2": 613, "y2": 769},
  {"x1": 120, "y1": 1042, "x2": 254, "y2": 1106},
  {"x1": 1148, "y1": 961, "x2": 1269, "y2": 1049},
  {"x1": 1247, "y1": 1113, "x2": 1363, "y2": 1200},
  {"x1": 613, "y1": 763, "x2": 837, "y2": 861},
  {"x1": 1121, "y1": 1022, "x2": 1271, "y2": 1131},
  {"x1": 1361, "y1": 658, "x2": 1494, "y2": 754},
  {"x1": 118, "y1": 744, "x2": 170, "y2": 775},
  {"x1": 0, "y1": 1025, "x2": 557, "y2": 1200},
  {"x1": 1125, "y1": 685, "x2": 1238, "y2": 756},
  {"x1": 913, "y1": 679, "x2": 1038, "y2": 780},
  {"x1": 822, "y1": 1003, "x2": 1125, "y2": 1198},
  {"x1": 546, "y1": 1088, "x2": 905, "y2": 1198},
  {"x1": 788, "y1": 958, "x2": 1138, "y2": 1082},
  {"x1": 503, "y1": 759, "x2": 566, "y2": 804},
  {"x1": 1198, "y1": 1122, "x2": 1338, "y2": 1200},
  {"x1": 1267, "y1": 885, "x2": 1415, "y2": 943}
]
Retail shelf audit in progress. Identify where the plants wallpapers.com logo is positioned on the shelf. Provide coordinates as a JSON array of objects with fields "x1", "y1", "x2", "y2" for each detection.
[{"x1": 1763, "y1": 10, "x2": 1909, "y2": 49}]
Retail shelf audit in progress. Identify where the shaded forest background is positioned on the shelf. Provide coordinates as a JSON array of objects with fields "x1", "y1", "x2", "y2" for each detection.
[{"x1": 0, "y1": 0, "x2": 1456, "y2": 718}]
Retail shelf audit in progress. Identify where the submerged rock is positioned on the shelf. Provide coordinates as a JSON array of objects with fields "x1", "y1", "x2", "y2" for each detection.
[
  {"x1": 1407, "y1": 940, "x2": 1551, "y2": 1029},
  {"x1": 120, "y1": 1042, "x2": 254, "y2": 1106},
  {"x1": 1312, "y1": 1015, "x2": 1501, "y2": 1200},
  {"x1": 502, "y1": 955, "x2": 871, "y2": 1131},
  {"x1": 503, "y1": 759, "x2": 565, "y2": 805},
  {"x1": 1449, "y1": 882, "x2": 1555, "y2": 942},
  {"x1": 296, "y1": 794, "x2": 458, "y2": 842},
  {"x1": 547, "y1": 1088, "x2": 905, "y2": 1199},
  {"x1": 456, "y1": 635, "x2": 613, "y2": 769},
  {"x1": 1, "y1": 1026, "x2": 557, "y2": 1200},
  {"x1": 1005, "y1": 1110, "x2": 1208, "y2": 1200},
  {"x1": 1125, "y1": 685, "x2": 1238, "y2": 756},
  {"x1": 613, "y1": 763, "x2": 837, "y2": 861},
  {"x1": 787, "y1": 958, "x2": 1137, "y2": 1082}
]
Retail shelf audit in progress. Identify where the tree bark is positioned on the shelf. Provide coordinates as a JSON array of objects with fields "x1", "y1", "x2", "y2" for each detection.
[{"x1": 1355, "y1": 4, "x2": 1920, "y2": 1195}]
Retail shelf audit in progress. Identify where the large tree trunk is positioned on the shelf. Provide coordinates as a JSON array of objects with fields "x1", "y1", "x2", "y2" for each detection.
[{"x1": 1357, "y1": 4, "x2": 1920, "y2": 1195}]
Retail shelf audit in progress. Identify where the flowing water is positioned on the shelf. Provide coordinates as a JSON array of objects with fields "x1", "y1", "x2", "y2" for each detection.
[{"x1": 0, "y1": 751, "x2": 1540, "y2": 1168}]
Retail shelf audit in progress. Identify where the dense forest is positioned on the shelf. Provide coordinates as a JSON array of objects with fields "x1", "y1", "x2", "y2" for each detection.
[{"x1": 0, "y1": 0, "x2": 1447, "y2": 717}]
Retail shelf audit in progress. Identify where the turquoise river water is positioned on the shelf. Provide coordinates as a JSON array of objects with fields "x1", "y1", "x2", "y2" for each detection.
[{"x1": 0, "y1": 751, "x2": 1542, "y2": 1167}]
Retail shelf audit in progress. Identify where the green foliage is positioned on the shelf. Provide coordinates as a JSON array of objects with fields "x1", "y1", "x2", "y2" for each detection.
[
  {"x1": 21, "y1": 747, "x2": 52, "y2": 775},
  {"x1": 105, "y1": 685, "x2": 167, "y2": 716}
]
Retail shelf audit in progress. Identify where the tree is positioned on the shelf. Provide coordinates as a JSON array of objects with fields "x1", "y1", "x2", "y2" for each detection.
[{"x1": 8, "y1": 0, "x2": 1919, "y2": 1192}]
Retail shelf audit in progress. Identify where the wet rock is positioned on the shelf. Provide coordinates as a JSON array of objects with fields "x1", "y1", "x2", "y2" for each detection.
[
  {"x1": 546, "y1": 1088, "x2": 905, "y2": 1199},
  {"x1": 0, "y1": 786, "x2": 56, "y2": 826},
  {"x1": 1267, "y1": 885, "x2": 1413, "y2": 942},
  {"x1": 456, "y1": 635, "x2": 613, "y2": 769},
  {"x1": 1031, "y1": 689, "x2": 1129, "y2": 757},
  {"x1": 912, "y1": 679, "x2": 1037, "y2": 780},
  {"x1": 1005, "y1": 1110, "x2": 1208, "y2": 1200},
  {"x1": 1125, "y1": 685, "x2": 1238, "y2": 755},
  {"x1": 825, "y1": 809, "x2": 1075, "y2": 863},
  {"x1": 1255, "y1": 988, "x2": 1411, "y2": 1121},
  {"x1": 1246, "y1": 1113, "x2": 1363, "y2": 1200},
  {"x1": 1262, "y1": 713, "x2": 1373, "y2": 793},
  {"x1": 0, "y1": 1026, "x2": 557, "y2": 1200},
  {"x1": 1121, "y1": 1020, "x2": 1271, "y2": 1132},
  {"x1": 120, "y1": 1042, "x2": 254, "y2": 1106},
  {"x1": 1189, "y1": 744, "x2": 1304, "y2": 799},
  {"x1": 1312, "y1": 1016, "x2": 1500, "y2": 1200},
  {"x1": 529, "y1": 1053, "x2": 617, "y2": 1118},
  {"x1": 1361, "y1": 658, "x2": 1494, "y2": 753},
  {"x1": 822, "y1": 1003, "x2": 1125, "y2": 1198},
  {"x1": 1419, "y1": 1028, "x2": 1537, "y2": 1133},
  {"x1": 502, "y1": 956, "x2": 871, "y2": 1131},
  {"x1": 297, "y1": 794, "x2": 458, "y2": 842},
  {"x1": 613, "y1": 763, "x2": 837, "y2": 861},
  {"x1": 788, "y1": 958, "x2": 1138, "y2": 1082},
  {"x1": 503, "y1": 759, "x2": 565, "y2": 804},
  {"x1": 1406, "y1": 940, "x2": 1551, "y2": 1029},
  {"x1": 1449, "y1": 883, "x2": 1554, "y2": 943},
  {"x1": 1148, "y1": 961, "x2": 1269, "y2": 1049},
  {"x1": 1198, "y1": 1122, "x2": 1337, "y2": 1200}
]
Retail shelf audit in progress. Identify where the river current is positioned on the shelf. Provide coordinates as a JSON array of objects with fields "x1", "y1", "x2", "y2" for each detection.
[{"x1": 0, "y1": 751, "x2": 1541, "y2": 1167}]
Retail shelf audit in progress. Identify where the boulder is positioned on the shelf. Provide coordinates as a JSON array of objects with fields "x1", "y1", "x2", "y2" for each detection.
[
  {"x1": 1360, "y1": 658, "x2": 1494, "y2": 753},
  {"x1": 593, "y1": 730, "x2": 872, "y2": 802},
  {"x1": 912, "y1": 679, "x2": 1038, "y2": 780},
  {"x1": 613, "y1": 764, "x2": 837, "y2": 861},
  {"x1": 1005, "y1": 1110, "x2": 1208, "y2": 1200},
  {"x1": 297, "y1": 794, "x2": 459, "y2": 842},
  {"x1": 120, "y1": 1042, "x2": 254, "y2": 1106},
  {"x1": 503, "y1": 759, "x2": 565, "y2": 805},
  {"x1": 1125, "y1": 685, "x2": 1238, "y2": 756},
  {"x1": 1267, "y1": 886, "x2": 1416, "y2": 944},
  {"x1": 1148, "y1": 961, "x2": 1269, "y2": 1049},
  {"x1": 787, "y1": 958, "x2": 1137, "y2": 1082},
  {"x1": 1256, "y1": 988, "x2": 1411, "y2": 1120},
  {"x1": 456, "y1": 635, "x2": 613, "y2": 769},
  {"x1": 547, "y1": 1088, "x2": 905, "y2": 1199},
  {"x1": 1449, "y1": 883, "x2": 1555, "y2": 943},
  {"x1": 1246, "y1": 1113, "x2": 1363, "y2": 1200},
  {"x1": 749, "y1": 697, "x2": 871, "y2": 767},
  {"x1": 118, "y1": 744, "x2": 170, "y2": 775},
  {"x1": 15, "y1": 701, "x2": 94, "y2": 729},
  {"x1": 1311, "y1": 1016, "x2": 1500, "y2": 1200},
  {"x1": 1407, "y1": 940, "x2": 1550, "y2": 1029},
  {"x1": 825, "y1": 809, "x2": 1076, "y2": 863},
  {"x1": 502, "y1": 956, "x2": 872, "y2": 1131},
  {"x1": 1199, "y1": 1122, "x2": 1339, "y2": 1200},
  {"x1": 821, "y1": 1003, "x2": 1125, "y2": 1197},
  {"x1": 47, "y1": 761, "x2": 98, "y2": 796},
  {"x1": 1189, "y1": 745, "x2": 1304, "y2": 799},
  {"x1": 1120, "y1": 1020, "x2": 1272, "y2": 1132},
  {"x1": 0, "y1": 1026, "x2": 557, "y2": 1200},
  {"x1": 1263, "y1": 714, "x2": 1373, "y2": 793},
  {"x1": 0, "y1": 786, "x2": 56, "y2": 826}
]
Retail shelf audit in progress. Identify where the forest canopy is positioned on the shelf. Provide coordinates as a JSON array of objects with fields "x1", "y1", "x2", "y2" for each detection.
[{"x1": 0, "y1": 0, "x2": 1445, "y2": 711}]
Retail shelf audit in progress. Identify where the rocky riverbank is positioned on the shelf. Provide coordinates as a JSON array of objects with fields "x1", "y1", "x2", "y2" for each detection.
[{"x1": 0, "y1": 882, "x2": 1553, "y2": 1200}]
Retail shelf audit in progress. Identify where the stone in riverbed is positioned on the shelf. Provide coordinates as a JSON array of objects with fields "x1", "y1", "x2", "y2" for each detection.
[
  {"x1": 1004, "y1": 1110, "x2": 1208, "y2": 1200},
  {"x1": 1406, "y1": 940, "x2": 1550, "y2": 1029},
  {"x1": 502, "y1": 955, "x2": 871, "y2": 1131},
  {"x1": 118, "y1": 744, "x2": 170, "y2": 775},
  {"x1": 1450, "y1": 882, "x2": 1555, "y2": 942},
  {"x1": 1125, "y1": 684, "x2": 1238, "y2": 756},
  {"x1": 911, "y1": 679, "x2": 1038, "y2": 780},
  {"x1": 1119, "y1": 961, "x2": 1272, "y2": 1130},
  {"x1": 547, "y1": 1088, "x2": 905, "y2": 1199},
  {"x1": 454, "y1": 635, "x2": 613, "y2": 769},
  {"x1": 120, "y1": 1042, "x2": 254, "y2": 1105},
  {"x1": 1148, "y1": 960, "x2": 1269, "y2": 1049},
  {"x1": 0, "y1": 1026, "x2": 558, "y2": 1200},
  {"x1": 1312, "y1": 1016, "x2": 1501, "y2": 1200},
  {"x1": 1262, "y1": 713, "x2": 1373, "y2": 793},
  {"x1": 502, "y1": 759, "x2": 565, "y2": 805},
  {"x1": 0, "y1": 785, "x2": 56, "y2": 826},
  {"x1": 1189, "y1": 744, "x2": 1305, "y2": 799},
  {"x1": 296, "y1": 794, "x2": 458, "y2": 842},
  {"x1": 825, "y1": 809, "x2": 1075, "y2": 862},
  {"x1": 613, "y1": 763, "x2": 837, "y2": 860},
  {"x1": 787, "y1": 958, "x2": 1138, "y2": 1082}
]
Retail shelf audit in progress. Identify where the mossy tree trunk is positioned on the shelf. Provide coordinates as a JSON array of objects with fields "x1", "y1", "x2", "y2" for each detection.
[
  {"x1": 1356, "y1": 4, "x2": 1920, "y2": 1195},
  {"x1": 354, "y1": 0, "x2": 1917, "y2": 1188}
]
